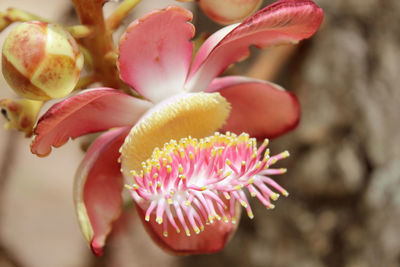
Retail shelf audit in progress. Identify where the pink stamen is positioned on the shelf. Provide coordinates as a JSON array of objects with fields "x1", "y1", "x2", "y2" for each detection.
[
  {"x1": 173, "y1": 201, "x2": 190, "y2": 236},
  {"x1": 250, "y1": 186, "x2": 273, "y2": 208},
  {"x1": 165, "y1": 205, "x2": 180, "y2": 233},
  {"x1": 229, "y1": 198, "x2": 237, "y2": 223},
  {"x1": 145, "y1": 201, "x2": 157, "y2": 221},
  {"x1": 125, "y1": 133, "x2": 290, "y2": 237}
]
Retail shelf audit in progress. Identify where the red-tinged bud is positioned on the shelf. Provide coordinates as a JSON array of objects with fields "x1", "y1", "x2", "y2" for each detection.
[
  {"x1": 2, "y1": 21, "x2": 83, "y2": 101},
  {"x1": 0, "y1": 98, "x2": 43, "y2": 137}
]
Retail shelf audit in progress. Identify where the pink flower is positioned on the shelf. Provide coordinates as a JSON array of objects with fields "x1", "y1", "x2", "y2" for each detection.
[{"x1": 30, "y1": 1, "x2": 323, "y2": 256}]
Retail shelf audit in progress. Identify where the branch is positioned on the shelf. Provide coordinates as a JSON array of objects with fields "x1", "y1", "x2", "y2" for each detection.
[
  {"x1": 0, "y1": 8, "x2": 48, "y2": 32},
  {"x1": 106, "y1": 0, "x2": 142, "y2": 31}
]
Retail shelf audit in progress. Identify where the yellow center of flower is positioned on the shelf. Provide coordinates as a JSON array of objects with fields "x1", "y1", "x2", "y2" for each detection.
[{"x1": 120, "y1": 92, "x2": 231, "y2": 175}]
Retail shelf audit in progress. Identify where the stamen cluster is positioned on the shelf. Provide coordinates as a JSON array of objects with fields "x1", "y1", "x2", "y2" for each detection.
[{"x1": 125, "y1": 132, "x2": 289, "y2": 237}]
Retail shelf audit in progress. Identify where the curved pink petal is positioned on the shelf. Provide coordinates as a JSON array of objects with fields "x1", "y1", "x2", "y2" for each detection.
[
  {"x1": 31, "y1": 88, "x2": 152, "y2": 156},
  {"x1": 198, "y1": 0, "x2": 262, "y2": 25},
  {"x1": 135, "y1": 204, "x2": 240, "y2": 254},
  {"x1": 118, "y1": 6, "x2": 194, "y2": 103},
  {"x1": 206, "y1": 76, "x2": 300, "y2": 139},
  {"x1": 186, "y1": 0, "x2": 323, "y2": 92},
  {"x1": 74, "y1": 127, "x2": 130, "y2": 256}
]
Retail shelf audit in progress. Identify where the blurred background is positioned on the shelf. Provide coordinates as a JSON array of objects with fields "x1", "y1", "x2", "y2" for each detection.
[{"x1": 0, "y1": 0, "x2": 399, "y2": 266}]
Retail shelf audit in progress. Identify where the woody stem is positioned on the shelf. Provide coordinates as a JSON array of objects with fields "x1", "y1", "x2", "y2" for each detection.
[{"x1": 71, "y1": 0, "x2": 122, "y2": 89}]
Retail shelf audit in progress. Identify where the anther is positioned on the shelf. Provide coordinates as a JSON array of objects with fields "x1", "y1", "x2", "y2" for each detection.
[
  {"x1": 282, "y1": 150, "x2": 290, "y2": 158},
  {"x1": 270, "y1": 193, "x2": 280, "y2": 201},
  {"x1": 262, "y1": 139, "x2": 269, "y2": 147},
  {"x1": 247, "y1": 211, "x2": 254, "y2": 219},
  {"x1": 185, "y1": 229, "x2": 191, "y2": 236},
  {"x1": 223, "y1": 192, "x2": 231, "y2": 200},
  {"x1": 282, "y1": 190, "x2": 289, "y2": 197},
  {"x1": 166, "y1": 165, "x2": 172, "y2": 173},
  {"x1": 235, "y1": 184, "x2": 244, "y2": 190},
  {"x1": 224, "y1": 171, "x2": 232, "y2": 178}
]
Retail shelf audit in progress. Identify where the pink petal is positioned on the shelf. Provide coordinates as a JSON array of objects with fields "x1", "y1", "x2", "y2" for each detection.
[
  {"x1": 206, "y1": 76, "x2": 300, "y2": 139},
  {"x1": 118, "y1": 6, "x2": 194, "y2": 103},
  {"x1": 135, "y1": 204, "x2": 240, "y2": 254},
  {"x1": 74, "y1": 127, "x2": 130, "y2": 256},
  {"x1": 31, "y1": 88, "x2": 152, "y2": 156},
  {"x1": 186, "y1": 0, "x2": 323, "y2": 92},
  {"x1": 198, "y1": 0, "x2": 262, "y2": 25}
]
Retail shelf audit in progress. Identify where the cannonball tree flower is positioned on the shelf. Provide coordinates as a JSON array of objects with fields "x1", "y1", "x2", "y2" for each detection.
[
  {"x1": 178, "y1": 0, "x2": 263, "y2": 25},
  {"x1": 30, "y1": 0, "x2": 323, "y2": 256}
]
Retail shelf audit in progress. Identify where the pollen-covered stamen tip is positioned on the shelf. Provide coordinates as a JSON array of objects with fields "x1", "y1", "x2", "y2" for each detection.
[{"x1": 124, "y1": 133, "x2": 290, "y2": 237}]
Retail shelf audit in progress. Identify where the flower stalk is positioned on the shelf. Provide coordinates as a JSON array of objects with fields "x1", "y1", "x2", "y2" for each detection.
[{"x1": 71, "y1": 0, "x2": 121, "y2": 89}]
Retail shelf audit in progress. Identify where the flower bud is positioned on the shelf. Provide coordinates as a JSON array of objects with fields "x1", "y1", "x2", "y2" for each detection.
[
  {"x1": 0, "y1": 98, "x2": 43, "y2": 137},
  {"x1": 2, "y1": 21, "x2": 84, "y2": 101},
  {"x1": 197, "y1": 0, "x2": 262, "y2": 25}
]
